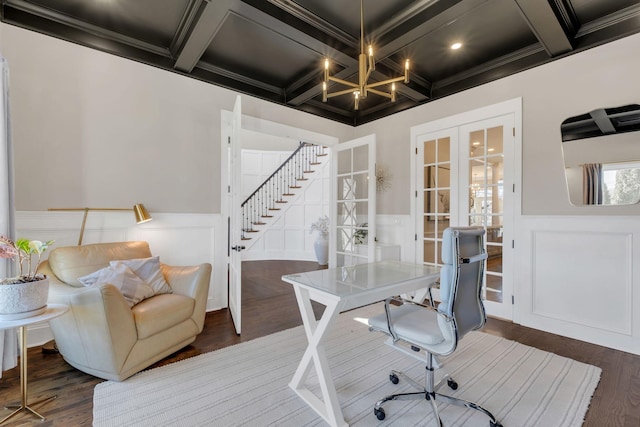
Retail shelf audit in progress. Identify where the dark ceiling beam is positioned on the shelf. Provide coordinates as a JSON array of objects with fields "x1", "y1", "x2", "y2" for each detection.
[
  {"x1": 286, "y1": 65, "x2": 358, "y2": 106},
  {"x1": 266, "y1": 0, "x2": 355, "y2": 47},
  {"x1": 371, "y1": 0, "x2": 455, "y2": 41},
  {"x1": 283, "y1": 0, "x2": 460, "y2": 107},
  {"x1": 232, "y1": 1, "x2": 356, "y2": 66},
  {"x1": 2, "y1": 0, "x2": 169, "y2": 57},
  {"x1": 196, "y1": 62, "x2": 283, "y2": 95},
  {"x1": 512, "y1": 0, "x2": 573, "y2": 56},
  {"x1": 432, "y1": 43, "x2": 545, "y2": 93},
  {"x1": 170, "y1": 0, "x2": 206, "y2": 58},
  {"x1": 547, "y1": 0, "x2": 578, "y2": 37},
  {"x1": 373, "y1": 0, "x2": 481, "y2": 58},
  {"x1": 174, "y1": 0, "x2": 233, "y2": 72},
  {"x1": 576, "y1": 3, "x2": 640, "y2": 39}
]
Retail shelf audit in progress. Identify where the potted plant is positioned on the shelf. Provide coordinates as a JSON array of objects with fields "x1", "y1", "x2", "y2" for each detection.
[{"x1": 0, "y1": 236, "x2": 54, "y2": 319}]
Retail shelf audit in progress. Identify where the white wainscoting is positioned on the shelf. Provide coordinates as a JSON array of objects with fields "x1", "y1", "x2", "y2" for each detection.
[
  {"x1": 242, "y1": 149, "x2": 330, "y2": 261},
  {"x1": 516, "y1": 215, "x2": 640, "y2": 355},
  {"x1": 15, "y1": 211, "x2": 226, "y2": 347}
]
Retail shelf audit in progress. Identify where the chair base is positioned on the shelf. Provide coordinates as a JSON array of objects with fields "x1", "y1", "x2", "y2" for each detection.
[{"x1": 373, "y1": 369, "x2": 502, "y2": 427}]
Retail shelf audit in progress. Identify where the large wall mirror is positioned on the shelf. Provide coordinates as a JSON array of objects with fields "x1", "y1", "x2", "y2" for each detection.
[{"x1": 561, "y1": 104, "x2": 640, "y2": 206}]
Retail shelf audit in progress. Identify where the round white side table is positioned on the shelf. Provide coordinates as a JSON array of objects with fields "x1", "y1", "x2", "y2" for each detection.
[{"x1": 0, "y1": 304, "x2": 68, "y2": 424}]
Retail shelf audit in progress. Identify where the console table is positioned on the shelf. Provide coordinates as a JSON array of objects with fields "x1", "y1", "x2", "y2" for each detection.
[
  {"x1": 282, "y1": 261, "x2": 440, "y2": 426},
  {"x1": 0, "y1": 304, "x2": 68, "y2": 424}
]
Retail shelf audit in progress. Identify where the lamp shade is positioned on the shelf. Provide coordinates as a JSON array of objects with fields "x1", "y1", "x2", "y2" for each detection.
[{"x1": 133, "y1": 203, "x2": 152, "y2": 224}]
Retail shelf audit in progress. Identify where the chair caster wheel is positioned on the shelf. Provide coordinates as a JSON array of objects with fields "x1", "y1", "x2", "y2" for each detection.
[
  {"x1": 447, "y1": 378, "x2": 458, "y2": 390},
  {"x1": 490, "y1": 422, "x2": 503, "y2": 427},
  {"x1": 374, "y1": 408, "x2": 386, "y2": 421},
  {"x1": 389, "y1": 373, "x2": 399, "y2": 384}
]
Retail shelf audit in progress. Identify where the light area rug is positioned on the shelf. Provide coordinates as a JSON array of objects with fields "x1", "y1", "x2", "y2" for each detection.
[{"x1": 93, "y1": 303, "x2": 601, "y2": 427}]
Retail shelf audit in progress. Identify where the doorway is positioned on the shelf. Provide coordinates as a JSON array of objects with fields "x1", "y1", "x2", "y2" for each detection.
[
  {"x1": 220, "y1": 100, "x2": 339, "y2": 333},
  {"x1": 411, "y1": 99, "x2": 522, "y2": 320}
]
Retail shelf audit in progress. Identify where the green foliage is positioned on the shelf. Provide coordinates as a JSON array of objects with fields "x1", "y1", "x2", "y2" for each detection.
[{"x1": 612, "y1": 169, "x2": 640, "y2": 205}]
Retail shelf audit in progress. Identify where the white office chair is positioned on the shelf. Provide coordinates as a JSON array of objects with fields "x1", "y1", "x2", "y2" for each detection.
[{"x1": 368, "y1": 227, "x2": 502, "y2": 427}]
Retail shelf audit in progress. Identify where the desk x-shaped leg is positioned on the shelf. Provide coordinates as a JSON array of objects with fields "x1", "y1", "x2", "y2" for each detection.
[{"x1": 289, "y1": 286, "x2": 348, "y2": 427}]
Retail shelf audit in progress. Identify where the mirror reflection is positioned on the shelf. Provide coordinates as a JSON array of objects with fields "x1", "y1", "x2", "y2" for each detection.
[{"x1": 561, "y1": 104, "x2": 640, "y2": 206}]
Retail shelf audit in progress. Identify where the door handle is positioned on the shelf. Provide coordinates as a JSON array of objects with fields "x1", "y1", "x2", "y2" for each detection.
[{"x1": 231, "y1": 245, "x2": 245, "y2": 252}]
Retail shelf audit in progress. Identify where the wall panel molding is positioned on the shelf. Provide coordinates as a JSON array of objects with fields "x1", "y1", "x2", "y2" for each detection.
[
  {"x1": 15, "y1": 211, "x2": 225, "y2": 347},
  {"x1": 517, "y1": 215, "x2": 640, "y2": 354}
]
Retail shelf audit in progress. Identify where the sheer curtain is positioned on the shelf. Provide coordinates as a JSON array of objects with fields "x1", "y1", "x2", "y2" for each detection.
[
  {"x1": 583, "y1": 163, "x2": 603, "y2": 205},
  {"x1": 0, "y1": 56, "x2": 18, "y2": 377}
]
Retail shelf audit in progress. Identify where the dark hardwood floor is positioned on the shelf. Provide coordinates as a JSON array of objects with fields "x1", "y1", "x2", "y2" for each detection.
[{"x1": 0, "y1": 260, "x2": 638, "y2": 426}]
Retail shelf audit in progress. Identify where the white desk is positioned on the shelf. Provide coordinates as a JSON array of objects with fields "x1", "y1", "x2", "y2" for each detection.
[
  {"x1": 0, "y1": 304, "x2": 68, "y2": 424},
  {"x1": 282, "y1": 261, "x2": 440, "y2": 427}
]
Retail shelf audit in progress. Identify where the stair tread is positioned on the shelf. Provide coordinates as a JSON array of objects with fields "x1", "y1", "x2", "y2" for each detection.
[
  {"x1": 317, "y1": 153, "x2": 328, "y2": 156},
  {"x1": 275, "y1": 200, "x2": 288, "y2": 203},
  {"x1": 303, "y1": 170, "x2": 314, "y2": 173},
  {"x1": 282, "y1": 193, "x2": 294, "y2": 196},
  {"x1": 261, "y1": 215, "x2": 274, "y2": 218},
  {"x1": 268, "y1": 208, "x2": 281, "y2": 211},
  {"x1": 241, "y1": 237, "x2": 252, "y2": 241},
  {"x1": 253, "y1": 222, "x2": 266, "y2": 225}
]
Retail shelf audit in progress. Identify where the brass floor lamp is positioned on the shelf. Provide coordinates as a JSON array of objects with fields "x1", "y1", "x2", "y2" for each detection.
[
  {"x1": 41, "y1": 204, "x2": 152, "y2": 354},
  {"x1": 48, "y1": 203, "x2": 152, "y2": 245}
]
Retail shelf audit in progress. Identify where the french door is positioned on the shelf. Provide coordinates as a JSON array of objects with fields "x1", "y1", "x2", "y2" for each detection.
[
  {"x1": 459, "y1": 115, "x2": 514, "y2": 319},
  {"x1": 331, "y1": 134, "x2": 376, "y2": 267},
  {"x1": 415, "y1": 114, "x2": 515, "y2": 320}
]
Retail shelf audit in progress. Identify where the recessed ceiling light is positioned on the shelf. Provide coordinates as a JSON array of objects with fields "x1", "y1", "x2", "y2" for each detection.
[
  {"x1": 451, "y1": 42, "x2": 462, "y2": 50},
  {"x1": 472, "y1": 141, "x2": 480, "y2": 146}
]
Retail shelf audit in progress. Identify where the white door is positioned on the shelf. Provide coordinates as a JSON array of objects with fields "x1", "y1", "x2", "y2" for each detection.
[
  {"x1": 331, "y1": 135, "x2": 376, "y2": 267},
  {"x1": 414, "y1": 114, "x2": 515, "y2": 320},
  {"x1": 228, "y1": 96, "x2": 243, "y2": 334},
  {"x1": 415, "y1": 128, "x2": 458, "y2": 304},
  {"x1": 458, "y1": 115, "x2": 515, "y2": 320}
]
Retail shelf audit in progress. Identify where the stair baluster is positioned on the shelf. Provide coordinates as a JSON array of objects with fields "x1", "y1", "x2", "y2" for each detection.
[{"x1": 241, "y1": 142, "x2": 324, "y2": 240}]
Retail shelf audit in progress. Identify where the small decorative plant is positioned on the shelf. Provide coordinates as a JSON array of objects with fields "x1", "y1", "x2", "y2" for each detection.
[
  {"x1": 0, "y1": 236, "x2": 54, "y2": 284},
  {"x1": 354, "y1": 223, "x2": 368, "y2": 245},
  {"x1": 310, "y1": 215, "x2": 330, "y2": 236}
]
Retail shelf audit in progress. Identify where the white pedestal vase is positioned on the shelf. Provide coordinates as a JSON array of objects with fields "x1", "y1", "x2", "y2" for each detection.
[
  {"x1": 0, "y1": 277, "x2": 50, "y2": 320},
  {"x1": 314, "y1": 233, "x2": 329, "y2": 266}
]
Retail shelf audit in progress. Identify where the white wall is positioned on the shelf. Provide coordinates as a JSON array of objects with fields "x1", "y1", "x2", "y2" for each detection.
[
  {"x1": 354, "y1": 32, "x2": 640, "y2": 216},
  {"x1": 15, "y1": 210, "x2": 223, "y2": 347},
  {"x1": 5, "y1": 21, "x2": 640, "y2": 354},
  {"x1": 0, "y1": 23, "x2": 353, "y2": 214}
]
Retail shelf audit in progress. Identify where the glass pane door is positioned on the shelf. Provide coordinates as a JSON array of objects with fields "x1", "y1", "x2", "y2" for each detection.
[
  {"x1": 419, "y1": 133, "x2": 453, "y2": 267},
  {"x1": 460, "y1": 115, "x2": 514, "y2": 319},
  {"x1": 331, "y1": 135, "x2": 376, "y2": 267}
]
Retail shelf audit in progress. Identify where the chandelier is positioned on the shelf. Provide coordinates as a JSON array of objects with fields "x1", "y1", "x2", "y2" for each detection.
[{"x1": 322, "y1": 0, "x2": 410, "y2": 110}]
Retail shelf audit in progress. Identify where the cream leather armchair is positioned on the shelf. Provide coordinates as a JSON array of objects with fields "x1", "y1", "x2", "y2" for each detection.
[{"x1": 37, "y1": 241, "x2": 212, "y2": 381}]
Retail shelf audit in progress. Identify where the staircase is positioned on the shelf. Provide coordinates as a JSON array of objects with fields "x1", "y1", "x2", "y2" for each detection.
[{"x1": 241, "y1": 142, "x2": 328, "y2": 242}]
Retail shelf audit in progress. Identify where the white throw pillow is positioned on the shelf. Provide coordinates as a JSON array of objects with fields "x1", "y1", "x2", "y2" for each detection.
[
  {"x1": 109, "y1": 256, "x2": 172, "y2": 296},
  {"x1": 78, "y1": 263, "x2": 155, "y2": 307}
]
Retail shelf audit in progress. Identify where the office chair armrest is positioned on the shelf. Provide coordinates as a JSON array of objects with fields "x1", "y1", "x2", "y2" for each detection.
[{"x1": 383, "y1": 296, "x2": 454, "y2": 342}]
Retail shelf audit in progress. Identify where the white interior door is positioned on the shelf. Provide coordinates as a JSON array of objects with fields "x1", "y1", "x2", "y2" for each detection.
[
  {"x1": 458, "y1": 115, "x2": 515, "y2": 320},
  {"x1": 414, "y1": 112, "x2": 516, "y2": 321},
  {"x1": 228, "y1": 96, "x2": 243, "y2": 334},
  {"x1": 331, "y1": 134, "x2": 376, "y2": 267},
  {"x1": 415, "y1": 128, "x2": 458, "y2": 305}
]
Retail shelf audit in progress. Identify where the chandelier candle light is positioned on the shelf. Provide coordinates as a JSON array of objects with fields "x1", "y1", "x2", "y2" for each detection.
[{"x1": 322, "y1": 0, "x2": 410, "y2": 110}]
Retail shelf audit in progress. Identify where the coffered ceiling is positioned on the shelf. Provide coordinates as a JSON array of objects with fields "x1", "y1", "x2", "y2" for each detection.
[{"x1": 2, "y1": 0, "x2": 639, "y2": 125}]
